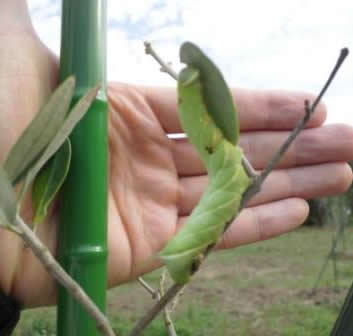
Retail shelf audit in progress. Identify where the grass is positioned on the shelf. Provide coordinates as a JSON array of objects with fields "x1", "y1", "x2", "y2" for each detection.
[{"x1": 13, "y1": 227, "x2": 353, "y2": 335}]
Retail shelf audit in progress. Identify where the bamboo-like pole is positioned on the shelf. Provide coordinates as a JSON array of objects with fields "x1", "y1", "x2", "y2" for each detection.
[{"x1": 58, "y1": 1, "x2": 108, "y2": 335}]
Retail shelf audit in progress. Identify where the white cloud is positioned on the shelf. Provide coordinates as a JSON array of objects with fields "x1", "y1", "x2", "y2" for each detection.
[{"x1": 29, "y1": 0, "x2": 353, "y2": 125}]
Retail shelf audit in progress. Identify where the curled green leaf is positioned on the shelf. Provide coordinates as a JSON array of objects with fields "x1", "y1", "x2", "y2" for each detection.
[
  {"x1": 4, "y1": 76, "x2": 75, "y2": 185},
  {"x1": 180, "y1": 42, "x2": 239, "y2": 145},
  {"x1": 32, "y1": 139, "x2": 71, "y2": 226}
]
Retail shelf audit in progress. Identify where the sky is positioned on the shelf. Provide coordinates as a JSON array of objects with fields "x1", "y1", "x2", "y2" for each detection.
[{"x1": 28, "y1": 0, "x2": 353, "y2": 125}]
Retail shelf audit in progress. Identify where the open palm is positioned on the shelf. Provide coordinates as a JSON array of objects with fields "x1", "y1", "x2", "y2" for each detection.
[{"x1": 1, "y1": 30, "x2": 353, "y2": 308}]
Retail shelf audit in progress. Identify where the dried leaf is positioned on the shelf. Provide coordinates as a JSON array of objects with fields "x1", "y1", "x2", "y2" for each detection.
[
  {"x1": 4, "y1": 77, "x2": 75, "y2": 185},
  {"x1": 32, "y1": 138, "x2": 71, "y2": 226}
]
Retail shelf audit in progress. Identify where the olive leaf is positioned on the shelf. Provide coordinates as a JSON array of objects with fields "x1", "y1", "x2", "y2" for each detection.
[
  {"x1": 180, "y1": 42, "x2": 239, "y2": 145},
  {"x1": 32, "y1": 138, "x2": 71, "y2": 226},
  {"x1": 4, "y1": 76, "x2": 75, "y2": 185},
  {"x1": 0, "y1": 166, "x2": 17, "y2": 229},
  {"x1": 22, "y1": 83, "x2": 101, "y2": 202}
]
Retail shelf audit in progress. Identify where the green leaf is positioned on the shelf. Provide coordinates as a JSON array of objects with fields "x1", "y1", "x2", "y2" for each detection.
[
  {"x1": 4, "y1": 76, "x2": 75, "y2": 185},
  {"x1": 32, "y1": 138, "x2": 71, "y2": 226},
  {"x1": 23, "y1": 83, "x2": 101, "y2": 191},
  {"x1": 0, "y1": 167, "x2": 17, "y2": 228},
  {"x1": 180, "y1": 42, "x2": 239, "y2": 145}
]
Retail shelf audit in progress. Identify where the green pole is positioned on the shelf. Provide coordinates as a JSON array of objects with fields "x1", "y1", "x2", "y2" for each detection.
[{"x1": 58, "y1": 1, "x2": 108, "y2": 335}]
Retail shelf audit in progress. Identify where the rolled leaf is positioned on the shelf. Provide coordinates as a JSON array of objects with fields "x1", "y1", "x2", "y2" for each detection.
[{"x1": 180, "y1": 42, "x2": 239, "y2": 145}]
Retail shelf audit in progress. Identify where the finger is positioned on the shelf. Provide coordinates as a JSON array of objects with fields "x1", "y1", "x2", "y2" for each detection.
[
  {"x1": 217, "y1": 198, "x2": 309, "y2": 249},
  {"x1": 141, "y1": 86, "x2": 327, "y2": 134},
  {"x1": 172, "y1": 124, "x2": 353, "y2": 176},
  {"x1": 240, "y1": 124, "x2": 353, "y2": 169},
  {"x1": 178, "y1": 162, "x2": 352, "y2": 215},
  {"x1": 247, "y1": 162, "x2": 352, "y2": 206}
]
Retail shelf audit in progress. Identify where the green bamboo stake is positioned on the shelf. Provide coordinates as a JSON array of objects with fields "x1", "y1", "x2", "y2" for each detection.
[{"x1": 57, "y1": 1, "x2": 108, "y2": 335}]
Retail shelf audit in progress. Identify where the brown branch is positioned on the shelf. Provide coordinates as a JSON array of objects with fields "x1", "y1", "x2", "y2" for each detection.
[
  {"x1": 136, "y1": 273, "x2": 178, "y2": 336},
  {"x1": 14, "y1": 216, "x2": 115, "y2": 336},
  {"x1": 128, "y1": 283, "x2": 183, "y2": 336},
  {"x1": 244, "y1": 47, "x2": 349, "y2": 203},
  {"x1": 144, "y1": 41, "x2": 178, "y2": 80},
  {"x1": 137, "y1": 277, "x2": 159, "y2": 299},
  {"x1": 160, "y1": 271, "x2": 178, "y2": 336},
  {"x1": 242, "y1": 156, "x2": 258, "y2": 179},
  {"x1": 129, "y1": 46, "x2": 349, "y2": 336}
]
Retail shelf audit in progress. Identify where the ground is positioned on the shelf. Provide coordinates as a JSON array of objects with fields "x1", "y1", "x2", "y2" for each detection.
[{"x1": 14, "y1": 227, "x2": 353, "y2": 335}]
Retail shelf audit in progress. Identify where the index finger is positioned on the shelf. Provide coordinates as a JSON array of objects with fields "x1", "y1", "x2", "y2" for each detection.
[{"x1": 141, "y1": 86, "x2": 327, "y2": 134}]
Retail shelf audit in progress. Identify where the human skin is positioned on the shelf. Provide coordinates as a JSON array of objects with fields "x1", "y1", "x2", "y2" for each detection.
[{"x1": 0, "y1": 0, "x2": 353, "y2": 308}]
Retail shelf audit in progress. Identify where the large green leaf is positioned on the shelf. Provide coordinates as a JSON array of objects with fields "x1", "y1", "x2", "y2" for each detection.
[
  {"x1": 180, "y1": 42, "x2": 239, "y2": 145},
  {"x1": 32, "y1": 139, "x2": 71, "y2": 226},
  {"x1": 4, "y1": 77, "x2": 75, "y2": 185},
  {"x1": 0, "y1": 167, "x2": 17, "y2": 228}
]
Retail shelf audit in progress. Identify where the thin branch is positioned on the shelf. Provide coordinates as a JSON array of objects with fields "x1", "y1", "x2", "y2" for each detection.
[
  {"x1": 241, "y1": 47, "x2": 349, "y2": 206},
  {"x1": 137, "y1": 273, "x2": 178, "y2": 336},
  {"x1": 128, "y1": 283, "x2": 183, "y2": 336},
  {"x1": 160, "y1": 271, "x2": 178, "y2": 336},
  {"x1": 144, "y1": 41, "x2": 178, "y2": 80},
  {"x1": 14, "y1": 216, "x2": 115, "y2": 336},
  {"x1": 242, "y1": 156, "x2": 258, "y2": 179},
  {"x1": 130, "y1": 46, "x2": 349, "y2": 336},
  {"x1": 137, "y1": 277, "x2": 159, "y2": 299}
]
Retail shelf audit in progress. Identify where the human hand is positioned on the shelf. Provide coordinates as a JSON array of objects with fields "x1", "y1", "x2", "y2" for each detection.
[{"x1": 1, "y1": 2, "x2": 353, "y2": 309}]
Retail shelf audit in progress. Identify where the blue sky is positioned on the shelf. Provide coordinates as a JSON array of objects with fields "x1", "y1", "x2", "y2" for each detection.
[{"x1": 29, "y1": 0, "x2": 353, "y2": 125}]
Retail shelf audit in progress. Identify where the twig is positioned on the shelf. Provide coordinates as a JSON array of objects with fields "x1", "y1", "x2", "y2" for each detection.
[
  {"x1": 128, "y1": 283, "x2": 183, "y2": 336},
  {"x1": 144, "y1": 41, "x2": 178, "y2": 80},
  {"x1": 242, "y1": 156, "x2": 258, "y2": 179},
  {"x1": 137, "y1": 273, "x2": 178, "y2": 336},
  {"x1": 14, "y1": 216, "x2": 115, "y2": 336},
  {"x1": 160, "y1": 271, "x2": 178, "y2": 336},
  {"x1": 130, "y1": 46, "x2": 349, "y2": 336},
  {"x1": 240, "y1": 100, "x2": 313, "y2": 206},
  {"x1": 137, "y1": 277, "x2": 159, "y2": 299},
  {"x1": 245, "y1": 47, "x2": 349, "y2": 203}
]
